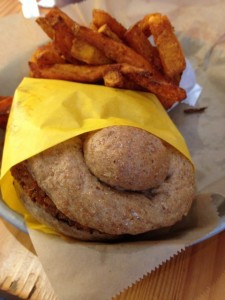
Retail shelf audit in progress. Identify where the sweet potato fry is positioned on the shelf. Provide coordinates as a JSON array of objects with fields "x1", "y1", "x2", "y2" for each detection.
[
  {"x1": 71, "y1": 37, "x2": 112, "y2": 65},
  {"x1": 136, "y1": 13, "x2": 161, "y2": 37},
  {"x1": 37, "y1": 7, "x2": 79, "y2": 64},
  {"x1": 29, "y1": 42, "x2": 66, "y2": 67},
  {"x1": 103, "y1": 69, "x2": 125, "y2": 88},
  {"x1": 124, "y1": 23, "x2": 155, "y2": 65},
  {"x1": 52, "y1": 16, "x2": 78, "y2": 63},
  {"x1": 98, "y1": 24, "x2": 122, "y2": 42},
  {"x1": 92, "y1": 9, "x2": 126, "y2": 40},
  {"x1": 89, "y1": 22, "x2": 98, "y2": 31},
  {"x1": 29, "y1": 62, "x2": 115, "y2": 83},
  {"x1": 0, "y1": 96, "x2": 13, "y2": 129},
  {"x1": 36, "y1": 17, "x2": 55, "y2": 39},
  {"x1": 36, "y1": 7, "x2": 75, "y2": 39},
  {"x1": 120, "y1": 64, "x2": 186, "y2": 108},
  {"x1": 43, "y1": 6, "x2": 75, "y2": 29},
  {"x1": 103, "y1": 68, "x2": 142, "y2": 90},
  {"x1": 72, "y1": 23, "x2": 161, "y2": 77},
  {"x1": 148, "y1": 14, "x2": 186, "y2": 80}
]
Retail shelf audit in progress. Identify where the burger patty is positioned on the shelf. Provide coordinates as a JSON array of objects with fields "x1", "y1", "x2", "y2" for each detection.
[{"x1": 11, "y1": 161, "x2": 97, "y2": 232}]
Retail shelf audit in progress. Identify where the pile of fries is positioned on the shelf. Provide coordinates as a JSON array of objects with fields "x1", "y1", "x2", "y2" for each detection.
[
  {"x1": 29, "y1": 7, "x2": 187, "y2": 110},
  {"x1": 0, "y1": 8, "x2": 186, "y2": 128}
]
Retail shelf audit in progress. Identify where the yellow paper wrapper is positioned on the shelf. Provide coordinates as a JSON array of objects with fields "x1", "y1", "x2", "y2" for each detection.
[{"x1": 0, "y1": 77, "x2": 193, "y2": 234}]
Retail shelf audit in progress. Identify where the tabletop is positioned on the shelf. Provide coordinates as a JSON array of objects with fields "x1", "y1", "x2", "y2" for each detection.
[{"x1": 1, "y1": 1, "x2": 225, "y2": 300}]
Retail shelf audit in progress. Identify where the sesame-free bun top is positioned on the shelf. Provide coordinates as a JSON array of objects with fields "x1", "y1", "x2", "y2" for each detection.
[{"x1": 83, "y1": 126, "x2": 170, "y2": 191}]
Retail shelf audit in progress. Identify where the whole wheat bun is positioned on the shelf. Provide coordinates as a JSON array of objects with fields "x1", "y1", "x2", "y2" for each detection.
[
  {"x1": 11, "y1": 126, "x2": 196, "y2": 241},
  {"x1": 84, "y1": 126, "x2": 170, "y2": 191}
]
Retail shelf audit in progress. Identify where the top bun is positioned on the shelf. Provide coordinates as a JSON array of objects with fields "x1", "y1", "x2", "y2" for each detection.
[{"x1": 84, "y1": 126, "x2": 170, "y2": 191}]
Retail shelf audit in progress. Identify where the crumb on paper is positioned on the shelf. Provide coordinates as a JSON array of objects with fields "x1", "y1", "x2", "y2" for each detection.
[{"x1": 184, "y1": 107, "x2": 207, "y2": 114}]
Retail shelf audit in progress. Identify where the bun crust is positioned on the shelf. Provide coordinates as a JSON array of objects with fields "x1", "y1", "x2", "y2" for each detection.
[
  {"x1": 11, "y1": 162, "x2": 117, "y2": 241},
  {"x1": 83, "y1": 126, "x2": 170, "y2": 191},
  {"x1": 11, "y1": 126, "x2": 195, "y2": 239}
]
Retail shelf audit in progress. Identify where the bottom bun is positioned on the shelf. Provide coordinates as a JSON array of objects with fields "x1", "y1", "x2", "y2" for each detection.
[{"x1": 12, "y1": 162, "x2": 118, "y2": 241}]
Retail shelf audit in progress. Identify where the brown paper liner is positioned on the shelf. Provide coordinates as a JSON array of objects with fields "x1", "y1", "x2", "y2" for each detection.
[
  {"x1": 28, "y1": 194, "x2": 219, "y2": 300},
  {"x1": 1, "y1": 0, "x2": 225, "y2": 299}
]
